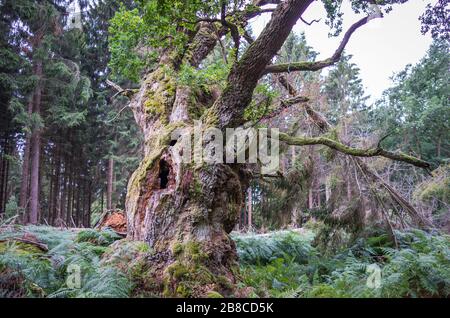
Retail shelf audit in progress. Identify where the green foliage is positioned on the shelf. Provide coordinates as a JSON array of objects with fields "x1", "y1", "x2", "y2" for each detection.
[
  {"x1": 0, "y1": 225, "x2": 130, "y2": 298},
  {"x1": 108, "y1": 0, "x2": 220, "y2": 81},
  {"x1": 177, "y1": 59, "x2": 231, "y2": 92},
  {"x1": 0, "y1": 241, "x2": 54, "y2": 297},
  {"x1": 238, "y1": 229, "x2": 450, "y2": 298},
  {"x1": 240, "y1": 257, "x2": 310, "y2": 297},
  {"x1": 321, "y1": 0, "x2": 410, "y2": 36},
  {"x1": 108, "y1": 6, "x2": 148, "y2": 82},
  {"x1": 373, "y1": 40, "x2": 449, "y2": 165},
  {"x1": 324, "y1": 54, "x2": 369, "y2": 118},
  {"x1": 75, "y1": 228, "x2": 122, "y2": 246},
  {"x1": 419, "y1": 0, "x2": 450, "y2": 41},
  {"x1": 1, "y1": 226, "x2": 449, "y2": 298},
  {"x1": 414, "y1": 165, "x2": 450, "y2": 225},
  {"x1": 4, "y1": 196, "x2": 19, "y2": 220},
  {"x1": 243, "y1": 84, "x2": 279, "y2": 122},
  {"x1": 233, "y1": 230, "x2": 315, "y2": 266}
]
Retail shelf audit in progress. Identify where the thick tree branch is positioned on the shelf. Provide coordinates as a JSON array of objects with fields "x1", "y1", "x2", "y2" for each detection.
[
  {"x1": 278, "y1": 132, "x2": 431, "y2": 169},
  {"x1": 262, "y1": 14, "x2": 379, "y2": 75},
  {"x1": 253, "y1": 0, "x2": 281, "y2": 6},
  {"x1": 212, "y1": 0, "x2": 315, "y2": 128},
  {"x1": 185, "y1": 23, "x2": 220, "y2": 67}
]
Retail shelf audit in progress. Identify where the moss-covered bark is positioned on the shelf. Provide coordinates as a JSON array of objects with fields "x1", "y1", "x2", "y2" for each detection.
[
  {"x1": 123, "y1": 2, "x2": 321, "y2": 296},
  {"x1": 125, "y1": 65, "x2": 248, "y2": 297}
]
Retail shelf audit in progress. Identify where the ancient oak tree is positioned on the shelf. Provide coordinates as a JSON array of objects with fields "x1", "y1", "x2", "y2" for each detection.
[{"x1": 108, "y1": 0, "x2": 430, "y2": 297}]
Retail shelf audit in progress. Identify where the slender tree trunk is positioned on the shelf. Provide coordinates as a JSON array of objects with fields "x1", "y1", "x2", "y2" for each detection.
[
  {"x1": 48, "y1": 149, "x2": 55, "y2": 224},
  {"x1": 59, "y1": 159, "x2": 67, "y2": 226},
  {"x1": 52, "y1": 143, "x2": 60, "y2": 225},
  {"x1": 66, "y1": 156, "x2": 72, "y2": 225},
  {"x1": 0, "y1": 148, "x2": 3, "y2": 216},
  {"x1": 308, "y1": 189, "x2": 313, "y2": 209},
  {"x1": 19, "y1": 100, "x2": 34, "y2": 221},
  {"x1": 100, "y1": 188, "x2": 104, "y2": 213},
  {"x1": 0, "y1": 132, "x2": 7, "y2": 215},
  {"x1": 112, "y1": 164, "x2": 117, "y2": 210},
  {"x1": 247, "y1": 187, "x2": 252, "y2": 231},
  {"x1": 436, "y1": 135, "x2": 442, "y2": 158},
  {"x1": 346, "y1": 167, "x2": 352, "y2": 201},
  {"x1": 325, "y1": 178, "x2": 331, "y2": 203},
  {"x1": 317, "y1": 187, "x2": 321, "y2": 208},
  {"x1": 70, "y1": 170, "x2": 76, "y2": 226},
  {"x1": 3, "y1": 141, "x2": 10, "y2": 214},
  {"x1": 75, "y1": 176, "x2": 80, "y2": 226},
  {"x1": 29, "y1": 59, "x2": 43, "y2": 224},
  {"x1": 237, "y1": 209, "x2": 241, "y2": 231},
  {"x1": 106, "y1": 157, "x2": 114, "y2": 210},
  {"x1": 86, "y1": 181, "x2": 92, "y2": 227},
  {"x1": 0, "y1": 132, "x2": 11, "y2": 216}
]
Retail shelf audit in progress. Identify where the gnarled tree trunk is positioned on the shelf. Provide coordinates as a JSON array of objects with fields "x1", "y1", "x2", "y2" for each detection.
[
  {"x1": 121, "y1": 0, "x2": 429, "y2": 297},
  {"x1": 124, "y1": 0, "x2": 315, "y2": 296},
  {"x1": 125, "y1": 66, "x2": 247, "y2": 297}
]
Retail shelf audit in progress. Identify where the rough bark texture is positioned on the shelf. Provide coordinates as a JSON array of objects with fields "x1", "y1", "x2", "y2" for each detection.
[
  {"x1": 125, "y1": 66, "x2": 248, "y2": 297},
  {"x1": 123, "y1": 0, "x2": 323, "y2": 297},
  {"x1": 19, "y1": 100, "x2": 33, "y2": 222},
  {"x1": 107, "y1": 157, "x2": 114, "y2": 210},
  {"x1": 29, "y1": 59, "x2": 43, "y2": 224}
]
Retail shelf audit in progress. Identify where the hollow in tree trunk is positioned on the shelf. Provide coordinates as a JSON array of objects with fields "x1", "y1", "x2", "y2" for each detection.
[
  {"x1": 125, "y1": 66, "x2": 248, "y2": 297},
  {"x1": 120, "y1": 0, "x2": 419, "y2": 297}
]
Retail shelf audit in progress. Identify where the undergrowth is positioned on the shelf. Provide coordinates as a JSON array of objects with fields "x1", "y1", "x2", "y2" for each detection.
[
  {"x1": 238, "y1": 229, "x2": 450, "y2": 298},
  {"x1": 0, "y1": 225, "x2": 448, "y2": 298},
  {"x1": 0, "y1": 226, "x2": 129, "y2": 297}
]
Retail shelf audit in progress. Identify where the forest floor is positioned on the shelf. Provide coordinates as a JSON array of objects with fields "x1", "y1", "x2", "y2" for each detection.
[{"x1": 0, "y1": 223, "x2": 449, "y2": 298}]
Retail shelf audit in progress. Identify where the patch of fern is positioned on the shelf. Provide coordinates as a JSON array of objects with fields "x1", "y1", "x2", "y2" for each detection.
[
  {"x1": 75, "y1": 228, "x2": 122, "y2": 246},
  {"x1": 239, "y1": 229, "x2": 450, "y2": 298},
  {"x1": 0, "y1": 225, "x2": 131, "y2": 298},
  {"x1": 233, "y1": 230, "x2": 315, "y2": 266}
]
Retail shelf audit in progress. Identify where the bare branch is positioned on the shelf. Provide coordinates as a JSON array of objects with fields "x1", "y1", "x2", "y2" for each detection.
[
  {"x1": 105, "y1": 79, "x2": 123, "y2": 92},
  {"x1": 252, "y1": 0, "x2": 281, "y2": 6},
  {"x1": 212, "y1": 0, "x2": 315, "y2": 128},
  {"x1": 278, "y1": 132, "x2": 431, "y2": 169},
  {"x1": 105, "y1": 105, "x2": 130, "y2": 123},
  {"x1": 253, "y1": 95, "x2": 309, "y2": 124},
  {"x1": 106, "y1": 79, "x2": 137, "y2": 100},
  {"x1": 300, "y1": 16, "x2": 321, "y2": 25},
  {"x1": 262, "y1": 14, "x2": 380, "y2": 75},
  {"x1": 354, "y1": 157, "x2": 432, "y2": 227},
  {"x1": 213, "y1": 24, "x2": 229, "y2": 64},
  {"x1": 277, "y1": 75, "x2": 331, "y2": 131}
]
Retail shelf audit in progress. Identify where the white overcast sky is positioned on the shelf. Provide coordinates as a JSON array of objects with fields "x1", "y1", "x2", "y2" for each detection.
[{"x1": 251, "y1": 0, "x2": 436, "y2": 102}]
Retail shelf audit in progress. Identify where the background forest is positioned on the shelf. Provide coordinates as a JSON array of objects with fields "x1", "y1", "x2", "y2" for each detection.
[{"x1": 0, "y1": 0, "x2": 449, "y2": 298}]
